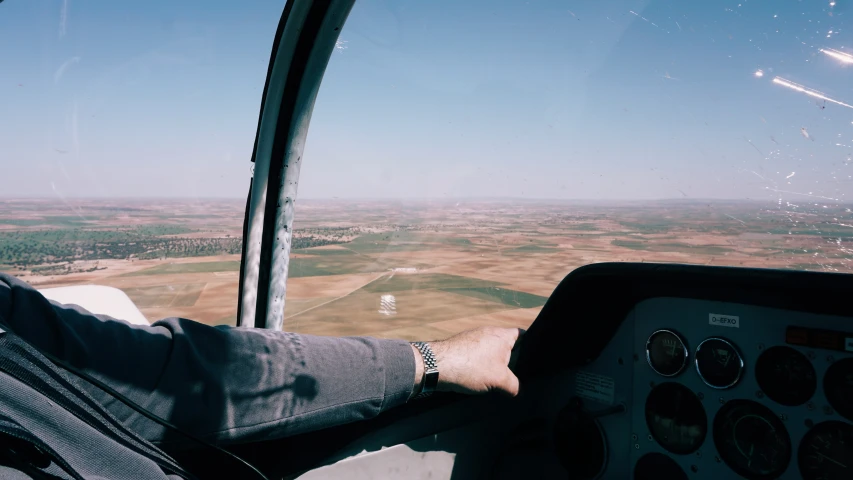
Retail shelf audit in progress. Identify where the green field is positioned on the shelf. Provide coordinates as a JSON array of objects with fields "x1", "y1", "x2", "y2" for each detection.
[
  {"x1": 612, "y1": 239, "x2": 733, "y2": 255},
  {"x1": 566, "y1": 223, "x2": 599, "y2": 231},
  {"x1": 618, "y1": 221, "x2": 676, "y2": 234},
  {"x1": 508, "y1": 244, "x2": 560, "y2": 254},
  {"x1": 0, "y1": 216, "x2": 96, "y2": 227},
  {"x1": 444, "y1": 286, "x2": 549, "y2": 308},
  {"x1": 362, "y1": 273, "x2": 500, "y2": 293},
  {"x1": 285, "y1": 270, "x2": 546, "y2": 336},
  {"x1": 611, "y1": 239, "x2": 651, "y2": 250},
  {"x1": 344, "y1": 233, "x2": 434, "y2": 254},
  {"x1": 123, "y1": 261, "x2": 241, "y2": 276},
  {"x1": 362, "y1": 273, "x2": 548, "y2": 308},
  {"x1": 286, "y1": 289, "x2": 511, "y2": 337},
  {"x1": 289, "y1": 256, "x2": 430, "y2": 278}
]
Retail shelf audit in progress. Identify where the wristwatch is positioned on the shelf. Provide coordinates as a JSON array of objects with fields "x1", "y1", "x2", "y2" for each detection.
[{"x1": 410, "y1": 341, "x2": 439, "y2": 399}]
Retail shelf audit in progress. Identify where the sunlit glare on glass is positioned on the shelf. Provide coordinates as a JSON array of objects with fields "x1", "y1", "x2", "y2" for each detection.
[
  {"x1": 820, "y1": 48, "x2": 853, "y2": 65},
  {"x1": 754, "y1": 69, "x2": 765, "y2": 77},
  {"x1": 773, "y1": 77, "x2": 853, "y2": 109}
]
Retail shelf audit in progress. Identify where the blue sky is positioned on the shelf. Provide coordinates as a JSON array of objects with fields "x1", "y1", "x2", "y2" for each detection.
[{"x1": 1, "y1": 0, "x2": 851, "y2": 201}]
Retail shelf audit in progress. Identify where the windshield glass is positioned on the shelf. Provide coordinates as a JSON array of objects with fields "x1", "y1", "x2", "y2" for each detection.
[
  {"x1": 1, "y1": 1, "x2": 851, "y2": 334},
  {"x1": 0, "y1": 0, "x2": 281, "y2": 325},
  {"x1": 290, "y1": 0, "x2": 853, "y2": 339}
]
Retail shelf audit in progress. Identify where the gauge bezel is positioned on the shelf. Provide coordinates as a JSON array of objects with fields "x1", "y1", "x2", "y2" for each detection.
[
  {"x1": 645, "y1": 329, "x2": 690, "y2": 377},
  {"x1": 712, "y1": 399, "x2": 792, "y2": 480},
  {"x1": 754, "y1": 345, "x2": 816, "y2": 407},
  {"x1": 694, "y1": 337, "x2": 744, "y2": 389},
  {"x1": 645, "y1": 382, "x2": 708, "y2": 455},
  {"x1": 797, "y1": 420, "x2": 853, "y2": 480}
]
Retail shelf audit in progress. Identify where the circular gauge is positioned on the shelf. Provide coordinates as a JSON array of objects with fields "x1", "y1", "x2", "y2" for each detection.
[
  {"x1": 645, "y1": 382, "x2": 707, "y2": 455},
  {"x1": 713, "y1": 400, "x2": 792, "y2": 479},
  {"x1": 798, "y1": 421, "x2": 853, "y2": 480},
  {"x1": 634, "y1": 453, "x2": 687, "y2": 480},
  {"x1": 824, "y1": 357, "x2": 853, "y2": 422},
  {"x1": 554, "y1": 402, "x2": 607, "y2": 479},
  {"x1": 646, "y1": 330, "x2": 689, "y2": 377},
  {"x1": 695, "y1": 337, "x2": 744, "y2": 389},
  {"x1": 755, "y1": 346, "x2": 816, "y2": 406}
]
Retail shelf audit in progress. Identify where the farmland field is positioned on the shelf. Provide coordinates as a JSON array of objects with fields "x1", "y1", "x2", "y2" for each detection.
[{"x1": 2, "y1": 198, "x2": 852, "y2": 339}]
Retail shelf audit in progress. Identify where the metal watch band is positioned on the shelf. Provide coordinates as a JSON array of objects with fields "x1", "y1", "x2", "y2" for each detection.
[{"x1": 411, "y1": 341, "x2": 439, "y2": 399}]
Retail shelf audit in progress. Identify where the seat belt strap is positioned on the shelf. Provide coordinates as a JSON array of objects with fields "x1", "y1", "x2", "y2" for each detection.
[{"x1": 0, "y1": 330, "x2": 196, "y2": 479}]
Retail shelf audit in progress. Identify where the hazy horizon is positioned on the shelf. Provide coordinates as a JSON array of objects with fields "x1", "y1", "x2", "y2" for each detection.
[
  {"x1": 2, "y1": 1, "x2": 851, "y2": 204},
  {"x1": 0, "y1": 195, "x2": 826, "y2": 204}
]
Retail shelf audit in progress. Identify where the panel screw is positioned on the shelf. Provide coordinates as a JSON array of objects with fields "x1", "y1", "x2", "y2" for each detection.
[
  {"x1": 807, "y1": 402, "x2": 815, "y2": 411},
  {"x1": 696, "y1": 450, "x2": 702, "y2": 458},
  {"x1": 807, "y1": 351, "x2": 816, "y2": 360},
  {"x1": 691, "y1": 465, "x2": 699, "y2": 473},
  {"x1": 757, "y1": 343, "x2": 765, "y2": 351},
  {"x1": 756, "y1": 390, "x2": 764, "y2": 399},
  {"x1": 779, "y1": 413, "x2": 788, "y2": 421},
  {"x1": 648, "y1": 435, "x2": 653, "y2": 441},
  {"x1": 824, "y1": 406, "x2": 835, "y2": 415},
  {"x1": 632, "y1": 434, "x2": 638, "y2": 441},
  {"x1": 719, "y1": 397, "x2": 726, "y2": 405},
  {"x1": 635, "y1": 444, "x2": 640, "y2": 449},
  {"x1": 697, "y1": 392, "x2": 704, "y2": 400}
]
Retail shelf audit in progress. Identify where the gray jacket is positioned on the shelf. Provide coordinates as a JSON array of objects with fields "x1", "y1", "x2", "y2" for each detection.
[{"x1": 0, "y1": 273, "x2": 416, "y2": 478}]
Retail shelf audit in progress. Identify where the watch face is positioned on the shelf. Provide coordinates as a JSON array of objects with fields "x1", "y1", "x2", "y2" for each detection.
[{"x1": 424, "y1": 369, "x2": 440, "y2": 391}]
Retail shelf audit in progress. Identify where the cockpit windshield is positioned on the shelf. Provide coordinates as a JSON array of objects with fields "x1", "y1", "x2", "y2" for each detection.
[
  {"x1": 1, "y1": 0, "x2": 851, "y2": 336},
  {"x1": 289, "y1": 0, "x2": 853, "y2": 338}
]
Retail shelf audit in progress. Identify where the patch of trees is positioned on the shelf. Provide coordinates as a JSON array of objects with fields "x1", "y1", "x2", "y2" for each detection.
[{"x1": 0, "y1": 226, "x2": 349, "y2": 269}]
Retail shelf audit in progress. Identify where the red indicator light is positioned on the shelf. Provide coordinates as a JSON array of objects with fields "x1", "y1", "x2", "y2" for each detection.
[
  {"x1": 786, "y1": 328, "x2": 809, "y2": 345},
  {"x1": 814, "y1": 332, "x2": 838, "y2": 350}
]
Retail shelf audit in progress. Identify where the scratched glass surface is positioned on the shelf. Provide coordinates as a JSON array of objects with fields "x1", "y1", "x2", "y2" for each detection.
[
  {"x1": 1, "y1": 1, "x2": 851, "y2": 334},
  {"x1": 0, "y1": 0, "x2": 282, "y2": 326},
  {"x1": 290, "y1": 0, "x2": 853, "y2": 338}
]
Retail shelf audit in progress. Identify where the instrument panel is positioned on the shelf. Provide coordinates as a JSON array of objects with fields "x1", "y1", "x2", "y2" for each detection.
[
  {"x1": 557, "y1": 296, "x2": 853, "y2": 479},
  {"x1": 219, "y1": 263, "x2": 853, "y2": 480}
]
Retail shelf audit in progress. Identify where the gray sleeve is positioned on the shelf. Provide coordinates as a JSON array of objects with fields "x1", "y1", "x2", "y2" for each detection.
[{"x1": 0, "y1": 274, "x2": 415, "y2": 446}]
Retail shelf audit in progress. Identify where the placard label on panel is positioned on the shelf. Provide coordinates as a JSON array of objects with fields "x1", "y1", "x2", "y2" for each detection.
[
  {"x1": 709, "y1": 313, "x2": 739, "y2": 328},
  {"x1": 574, "y1": 371, "x2": 615, "y2": 405}
]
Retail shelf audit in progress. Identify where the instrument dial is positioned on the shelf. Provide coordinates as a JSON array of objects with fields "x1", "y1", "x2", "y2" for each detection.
[
  {"x1": 645, "y1": 382, "x2": 707, "y2": 455},
  {"x1": 713, "y1": 400, "x2": 792, "y2": 479},
  {"x1": 695, "y1": 337, "x2": 744, "y2": 389},
  {"x1": 646, "y1": 330, "x2": 689, "y2": 377},
  {"x1": 755, "y1": 346, "x2": 816, "y2": 406},
  {"x1": 798, "y1": 421, "x2": 853, "y2": 480}
]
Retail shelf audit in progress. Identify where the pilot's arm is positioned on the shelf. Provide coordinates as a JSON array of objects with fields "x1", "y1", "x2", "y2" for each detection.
[{"x1": 0, "y1": 274, "x2": 519, "y2": 447}]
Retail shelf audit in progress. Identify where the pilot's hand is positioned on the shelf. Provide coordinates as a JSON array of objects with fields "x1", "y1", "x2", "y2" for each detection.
[{"x1": 425, "y1": 326, "x2": 522, "y2": 397}]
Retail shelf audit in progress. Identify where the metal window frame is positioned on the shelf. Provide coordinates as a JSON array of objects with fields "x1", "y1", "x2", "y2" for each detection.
[{"x1": 237, "y1": 0, "x2": 355, "y2": 329}]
